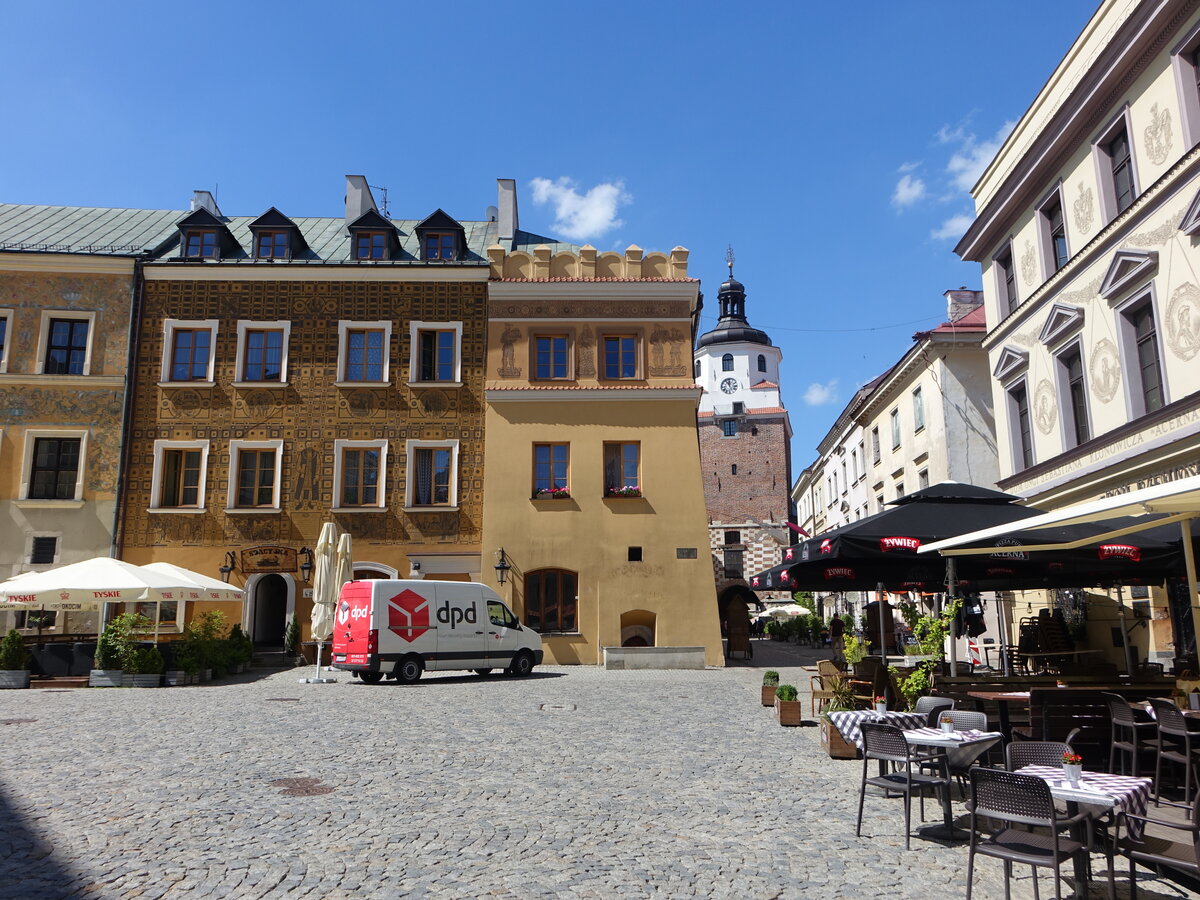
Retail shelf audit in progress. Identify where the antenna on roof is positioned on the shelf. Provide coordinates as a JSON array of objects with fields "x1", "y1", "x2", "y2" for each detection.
[{"x1": 370, "y1": 184, "x2": 390, "y2": 218}]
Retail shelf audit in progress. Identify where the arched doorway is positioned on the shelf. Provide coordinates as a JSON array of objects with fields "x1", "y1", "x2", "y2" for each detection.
[{"x1": 248, "y1": 573, "x2": 291, "y2": 647}]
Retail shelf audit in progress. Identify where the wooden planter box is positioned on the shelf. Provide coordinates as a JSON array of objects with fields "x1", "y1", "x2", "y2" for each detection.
[
  {"x1": 820, "y1": 716, "x2": 860, "y2": 758},
  {"x1": 762, "y1": 685, "x2": 778, "y2": 707},
  {"x1": 775, "y1": 697, "x2": 803, "y2": 726}
]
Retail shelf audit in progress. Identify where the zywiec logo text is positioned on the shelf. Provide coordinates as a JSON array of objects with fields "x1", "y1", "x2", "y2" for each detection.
[
  {"x1": 824, "y1": 566, "x2": 856, "y2": 580},
  {"x1": 879, "y1": 536, "x2": 921, "y2": 553},
  {"x1": 1099, "y1": 544, "x2": 1142, "y2": 562},
  {"x1": 436, "y1": 601, "x2": 478, "y2": 629}
]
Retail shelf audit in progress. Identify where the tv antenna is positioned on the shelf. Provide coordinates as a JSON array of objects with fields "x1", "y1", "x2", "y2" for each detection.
[{"x1": 370, "y1": 184, "x2": 391, "y2": 218}]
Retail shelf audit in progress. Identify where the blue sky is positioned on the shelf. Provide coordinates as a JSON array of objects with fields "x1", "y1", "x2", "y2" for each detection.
[{"x1": 1, "y1": 0, "x2": 1098, "y2": 465}]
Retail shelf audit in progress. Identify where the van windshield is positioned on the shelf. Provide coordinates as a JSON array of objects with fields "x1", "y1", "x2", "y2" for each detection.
[{"x1": 487, "y1": 600, "x2": 518, "y2": 629}]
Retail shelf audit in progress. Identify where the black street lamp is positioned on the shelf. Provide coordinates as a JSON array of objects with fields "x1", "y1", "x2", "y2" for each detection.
[
  {"x1": 219, "y1": 551, "x2": 236, "y2": 583},
  {"x1": 299, "y1": 547, "x2": 314, "y2": 583},
  {"x1": 494, "y1": 548, "x2": 511, "y2": 585}
]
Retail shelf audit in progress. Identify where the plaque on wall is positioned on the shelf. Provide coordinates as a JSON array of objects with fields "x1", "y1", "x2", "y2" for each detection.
[{"x1": 241, "y1": 546, "x2": 298, "y2": 574}]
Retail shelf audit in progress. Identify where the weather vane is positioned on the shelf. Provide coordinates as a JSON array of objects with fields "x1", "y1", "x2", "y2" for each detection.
[{"x1": 725, "y1": 244, "x2": 735, "y2": 276}]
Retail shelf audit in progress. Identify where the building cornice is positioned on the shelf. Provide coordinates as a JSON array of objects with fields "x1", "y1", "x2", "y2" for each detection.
[
  {"x1": 488, "y1": 280, "x2": 698, "y2": 304},
  {"x1": 0, "y1": 374, "x2": 124, "y2": 388},
  {"x1": 0, "y1": 252, "x2": 137, "y2": 275},
  {"x1": 485, "y1": 386, "x2": 701, "y2": 402},
  {"x1": 143, "y1": 265, "x2": 490, "y2": 283},
  {"x1": 957, "y1": 0, "x2": 1198, "y2": 261}
]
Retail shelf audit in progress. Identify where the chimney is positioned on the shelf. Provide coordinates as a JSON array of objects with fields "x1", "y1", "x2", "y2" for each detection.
[
  {"x1": 344, "y1": 175, "x2": 377, "y2": 226},
  {"x1": 497, "y1": 178, "x2": 518, "y2": 242},
  {"x1": 944, "y1": 286, "x2": 984, "y2": 322},
  {"x1": 191, "y1": 190, "x2": 221, "y2": 216}
]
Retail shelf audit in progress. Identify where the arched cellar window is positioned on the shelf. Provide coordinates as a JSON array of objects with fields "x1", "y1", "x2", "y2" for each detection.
[{"x1": 524, "y1": 568, "x2": 578, "y2": 633}]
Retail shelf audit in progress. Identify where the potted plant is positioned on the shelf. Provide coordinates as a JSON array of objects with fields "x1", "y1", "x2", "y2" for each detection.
[
  {"x1": 939, "y1": 712, "x2": 955, "y2": 734},
  {"x1": 873, "y1": 694, "x2": 887, "y2": 716},
  {"x1": 0, "y1": 629, "x2": 31, "y2": 689},
  {"x1": 774, "y1": 683, "x2": 802, "y2": 726},
  {"x1": 173, "y1": 639, "x2": 201, "y2": 684},
  {"x1": 284, "y1": 615, "x2": 302, "y2": 663},
  {"x1": 605, "y1": 485, "x2": 641, "y2": 498},
  {"x1": 843, "y1": 633, "x2": 867, "y2": 669},
  {"x1": 227, "y1": 624, "x2": 252, "y2": 673},
  {"x1": 761, "y1": 670, "x2": 780, "y2": 706},
  {"x1": 90, "y1": 613, "x2": 143, "y2": 687},
  {"x1": 888, "y1": 599, "x2": 961, "y2": 712},
  {"x1": 819, "y1": 676, "x2": 861, "y2": 758},
  {"x1": 1061, "y1": 750, "x2": 1083, "y2": 785},
  {"x1": 129, "y1": 646, "x2": 163, "y2": 687},
  {"x1": 533, "y1": 486, "x2": 571, "y2": 500}
]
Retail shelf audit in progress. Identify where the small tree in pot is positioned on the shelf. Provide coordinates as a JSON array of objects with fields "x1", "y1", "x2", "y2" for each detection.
[
  {"x1": 761, "y1": 670, "x2": 781, "y2": 707},
  {"x1": 0, "y1": 629, "x2": 31, "y2": 689},
  {"x1": 90, "y1": 612, "x2": 144, "y2": 687},
  {"x1": 128, "y1": 646, "x2": 164, "y2": 687},
  {"x1": 774, "y1": 683, "x2": 802, "y2": 726}
]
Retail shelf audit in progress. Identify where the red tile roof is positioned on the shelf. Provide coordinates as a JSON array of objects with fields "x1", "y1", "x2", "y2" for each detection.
[
  {"x1": 751, "y1": 380, "x2": 779, "y2": 389},
  {"x1": 918, "y1": 305, "x2": 987, "y2": 337}
]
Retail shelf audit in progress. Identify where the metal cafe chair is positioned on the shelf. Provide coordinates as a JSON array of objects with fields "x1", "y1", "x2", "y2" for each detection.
[
  {"x1": 965, "y1": 768, "x2": 1110, "y2": 900},
  {"x1": 1102, "y1": 692, "x2": 1156, "y2": 777},
  {"x1": 856, "y1": 722, "x2": 949, "y2": 850},
  {"x1": 1148, "y1": 698, "x2": 1200, "y2": 805},
  {"x1": 914, "y1": 695, "x2": 954, "y2": 721},
  {"x1": 1006, "y1": 740, "x2": 1074, "y2": 772},
  {"x1": 1115, "y1": 793, "x2": 1200, "y2": 898},
  {"x1": 918, "y1": 708, "x2": 995, "y2": 797}
]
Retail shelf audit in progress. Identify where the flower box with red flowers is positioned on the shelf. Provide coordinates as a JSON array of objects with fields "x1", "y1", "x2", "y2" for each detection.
[
  {"x1": 605, "y1": 486, "x2": 642, "y2": 498},
  {"x1": 533, "y1": 487, "x2": 571, "y2": 500}
]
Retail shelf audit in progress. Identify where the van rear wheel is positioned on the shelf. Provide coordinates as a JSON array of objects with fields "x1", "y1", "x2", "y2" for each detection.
[
  {"x1": 508, "y1": 651, "x2": 535, "y2": 677},
  {"x1": 359, "y1": 671, "x2": 384, "y2": 685},
  {"x1": 395, "y1": 657, "x2": 423, "y2": 684}
]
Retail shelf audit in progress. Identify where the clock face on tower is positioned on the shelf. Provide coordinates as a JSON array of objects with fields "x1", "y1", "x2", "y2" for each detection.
[{"x1": 720, "y1": 377, "x2": 739, "y2": 394}]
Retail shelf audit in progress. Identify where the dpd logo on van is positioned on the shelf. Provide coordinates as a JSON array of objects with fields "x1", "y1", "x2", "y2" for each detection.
[
  {"x1": 387, "y1": 589, "x2": 431, "y2": 643},
  {"x1": 437, "y1": 601, "x2": 477, "y2": 629},
  {"x1": 336, "y1": 600, "x2": 351, "y2": 626}
]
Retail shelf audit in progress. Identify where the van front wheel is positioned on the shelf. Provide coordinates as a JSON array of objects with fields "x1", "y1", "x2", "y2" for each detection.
[
  {"x1": 395, "y1": 657, "x2": 423, "y2": 684},
  {"x1": 508, "y1": 651, "x2": 535, "y2": 677},
  {"x1": 359, "y1": 671, "x2": 384, "y2": 685}
]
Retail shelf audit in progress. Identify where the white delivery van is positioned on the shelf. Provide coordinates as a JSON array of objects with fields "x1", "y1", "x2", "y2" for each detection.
[{"x1": 330, "y1": 579, "x2": 543, "y2": 684}]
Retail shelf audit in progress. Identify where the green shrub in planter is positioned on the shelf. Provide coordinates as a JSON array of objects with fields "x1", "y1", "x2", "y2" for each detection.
[
  {"x1": 762, "y1": 670, "x2": 780, "y2": 687},
  {"x1": 130, "y1": 646, "x2": 164, "y2": 675},
  {"x1": 0, "y1": 629, "x2": 30, "y2": 670},
  {"x1": 775, "y1": 684, "x2": 799, "y2": 702},
  {"x1": 284, "y1": 616, "x2": 301, "y2": 656}
]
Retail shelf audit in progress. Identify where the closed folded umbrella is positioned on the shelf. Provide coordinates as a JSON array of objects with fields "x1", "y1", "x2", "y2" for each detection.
[{"x1": 309, "y1": 523, "x2": 338, "y2": 643}]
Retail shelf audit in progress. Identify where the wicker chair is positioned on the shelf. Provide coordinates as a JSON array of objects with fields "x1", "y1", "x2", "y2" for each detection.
[
  {"x1": 1115, "y1": 793, "x2": 1200, "y2": 898},
  {"x1": 1102, "y1": 692, "x2": 1156, "y2": 777},
  {"x1": 856, "y1": 722, "x2": 949, "y2": 850},
  {"x1": 809, "y1": 660, "x2": 843, "y2": 716},
  {"x1": 1149, "y1": 698, "x2": 1200, "y2": 804},
  {"x1": 965, "y1": 768, "x2": 1106, "y2": 900}
]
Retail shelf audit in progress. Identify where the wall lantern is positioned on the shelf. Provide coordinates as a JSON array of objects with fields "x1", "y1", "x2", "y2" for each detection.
[
  {"x1": 494, "y1": 548, "x2": 511, "y2": 585},
  {"x1": 299, "y1": 547, "x2": 314, "y2": 583},
  {"x1": 219, "y1": 551, "x2": 237, "y2": 584}
]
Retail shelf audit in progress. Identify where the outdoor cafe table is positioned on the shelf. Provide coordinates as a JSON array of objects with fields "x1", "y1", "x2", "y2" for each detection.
[
  {"x1": 903, "y1": 726, "x2": 1004, "y2": 841},
  {"x1": 967, "y1": 691, "x2": 1030, "y2": 742},
  {"x1": 1014, "y1": 764, "x2": 1152, "y2": 899},
  {"x1": 826, "y1": 710, "x2": 925, "y2": 750}
]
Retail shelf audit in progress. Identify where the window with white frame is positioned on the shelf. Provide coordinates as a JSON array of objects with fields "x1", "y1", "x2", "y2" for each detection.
[
  {"x1": 405, "y1": 440, "x2": 459, "y2": 508},
  {"x1": 0, "y1": 309, "x2": 10, "y2": 373},
  {"x1": 1116, "y1": 291, "x2": 1167, "y2": 418},
  {"x1": 234, "y1": 321, "x2": 290, "y2": 384},
  {"x1": 1037, "y1": 188, "x2": 1070, "y2": 277},
  {"x1": 918, "y1": 469, "x2": 929, "y2": 489},
  {"x1": 37, "y1": 311, "x2": 96, "y2": 376},
  {"x1": 1056, "y1": 343, "x2": 1091, "y2": 450},
  {"x1": 161, "y1": 319, "x2": 218, "y2": 383},
  {"x1": 1093, "y1": 108, "x2": 1139, "y2": 222},
  {"x1": 993, "y1": 242, "x2": 1018, "y2": 317},
  {"x1": 1172, "y1": 22, "x2": 1200, "y2": 150},
  {"x1": 408, "y1": 321, "x2": 462, "y2": 385},
  {"x1": 227, "y1": 441, "x2": 284, "y2": 511},
  {"x1": 150, "y1": 440, "x2": 210, "y2": 510},
  {"x1": 336, "y1": 321, "x2": 391, "y2": 384},
  {"x1": 333, "y1": 440, "x2": 387, "y2": 510},
  {"x1": 1006, "y1": 380, "x2": 1034, "y2": 472},
  {"x1": 21, "y1": 430, "x2": 88, "y2": 501},
  {"x1": 871, "y1": 427, "x2": 880, "y2": 464},
  {"x1": 912, "y1": 386, "x2": 925, "y2": 431},
  {"x1": 890, "y1": 408, "x2": 900, "y2": 449}
]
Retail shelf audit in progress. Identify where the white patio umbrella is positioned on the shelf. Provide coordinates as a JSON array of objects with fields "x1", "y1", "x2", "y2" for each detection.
[
  {"x1": 303, "y1": 523, "x2": 339, "y2": 684},
  {"x1": 0, "y1": 558, "x2": 192, "y2": 611},
  {"x1": 768, "y1": 604, "x2": 807, "y2": 617},
  {"x1": 141, "y1": 562, "x2": 244, "y2": 644}
]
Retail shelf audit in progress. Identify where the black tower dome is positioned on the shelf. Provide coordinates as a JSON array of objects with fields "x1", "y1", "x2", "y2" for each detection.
[{"x1": 696, "y1": 263, "x2": 771, "y2": 349}]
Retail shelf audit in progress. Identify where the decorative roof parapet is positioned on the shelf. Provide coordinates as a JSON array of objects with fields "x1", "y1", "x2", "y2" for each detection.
[{"x1": 487, "y1": 242, "x2": 690, "y2": 281}]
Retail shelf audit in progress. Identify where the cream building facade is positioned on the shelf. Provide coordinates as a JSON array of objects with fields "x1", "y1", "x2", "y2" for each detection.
[{"x1": 956, "y1": 0, "x2": 1200, "y2": 668}]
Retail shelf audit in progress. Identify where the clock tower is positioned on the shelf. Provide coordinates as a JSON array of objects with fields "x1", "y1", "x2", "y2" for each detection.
[{"x1": 694, "y1": 255, "x2": 794, "y2": 650}]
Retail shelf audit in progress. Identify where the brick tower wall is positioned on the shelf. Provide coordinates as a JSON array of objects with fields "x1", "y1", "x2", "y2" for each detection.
[{"x1": 699, "y1": 415, "x2": 792, "y2": 524}]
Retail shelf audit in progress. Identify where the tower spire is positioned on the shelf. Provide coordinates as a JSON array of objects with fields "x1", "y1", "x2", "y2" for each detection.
[{"x1": 725, "y1": 244, "x2": 735, "y2": 278}]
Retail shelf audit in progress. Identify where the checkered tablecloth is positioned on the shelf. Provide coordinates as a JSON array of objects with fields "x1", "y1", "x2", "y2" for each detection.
[
  {"x1": 903, "y1": 727, "x2": 1004, "y2": 770},
  {"x1": 827, "y1": 710, "x2": 925, "y2": 749},
  {"x1": 1016, "y1": 765, "x2": 1152, "y2": 837}
]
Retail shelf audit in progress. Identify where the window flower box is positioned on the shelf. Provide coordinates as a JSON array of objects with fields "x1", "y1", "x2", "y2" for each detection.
[
  {"x1": 533, "y1": 488, "x2": 571, "y2": 500},
  {"x1": 605, "y1": 486, "x2": 642, "y2": 498}
]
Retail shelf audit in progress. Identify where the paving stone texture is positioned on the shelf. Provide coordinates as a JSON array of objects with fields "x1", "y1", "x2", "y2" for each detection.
[{"x1": 0, "y1": 639, "x2": 1195, "y2": 900}]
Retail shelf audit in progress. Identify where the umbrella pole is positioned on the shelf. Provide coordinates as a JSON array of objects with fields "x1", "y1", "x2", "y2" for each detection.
[
  {"x1": 1115, "y1": 583, "x2": 1135, "y2": 675},
  {"x1": 876, "y1": 582, "x2": 886, "y2": 669},
  {"x1": 153, "y1": 600, "x2": 161, "y2": 646},
  {"x1": 946, "y1": 557, "x2": 959, "y2": 673},
  {"x1": 315, "y1": 640, "x2": 324, "y2": 681},
  {"x1": 1182, "y1": 517, "x2": 1200, "y2": 667},
  {"x1": 998, "y1": 593, "x2": 1012, "y2": 677}
]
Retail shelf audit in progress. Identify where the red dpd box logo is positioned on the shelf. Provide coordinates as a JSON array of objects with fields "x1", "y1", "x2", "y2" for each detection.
[{"x1": 387, "y1": 589, "x2": 431, "y2": 642}]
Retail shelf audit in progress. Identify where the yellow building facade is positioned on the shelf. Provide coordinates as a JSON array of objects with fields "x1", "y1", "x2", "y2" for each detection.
[{"x1": 479, "y1": 244, "x2": 725, "y2": 666}]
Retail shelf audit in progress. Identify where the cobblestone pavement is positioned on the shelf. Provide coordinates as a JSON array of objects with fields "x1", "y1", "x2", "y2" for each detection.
[{"x1": 0, "y1": 646, "x2": 1195, "y2": 900}]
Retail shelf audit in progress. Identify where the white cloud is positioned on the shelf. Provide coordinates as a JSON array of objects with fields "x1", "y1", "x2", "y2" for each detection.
[
  {"x1": 891, "y1": 174, "x2": 926, "y2": 209},
  {"x1": 803, "y1": 380, "x2": 838, "y2": 406},
  {"x1": 930, "y1": 214, "x2": 974, "y2": 241},
  {"x1": 944, "y1": 120, "x2": 1016, "y2": 192},
  {"x1": 898, "y1": 161, "x2": 921, "y2": 173},
  {"x1": 529, "y1": 176, "x2": 630, "y2": 241}
]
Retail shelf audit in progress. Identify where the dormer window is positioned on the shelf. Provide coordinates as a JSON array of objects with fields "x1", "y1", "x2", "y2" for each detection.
[
  {"x1": 424, "y1": 232, "x2": 457, "y2": 261},
  {"x1": 415, "y1": 209, "x2": 466, "y2": 263},
  {"x1": 184, "y1": 231, "x2": 217, "y2": 258},
  {"x1": 255, "y1": 231, "x2": 290, "y2": 259},
  {"x1": 355, "y1": 232, "x2": 388, "y2": 260}
]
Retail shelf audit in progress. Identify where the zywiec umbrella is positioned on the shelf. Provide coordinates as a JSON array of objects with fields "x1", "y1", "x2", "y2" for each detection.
[{"x1": 303, "y1": 522, "x2": 339, "y2": 684}]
